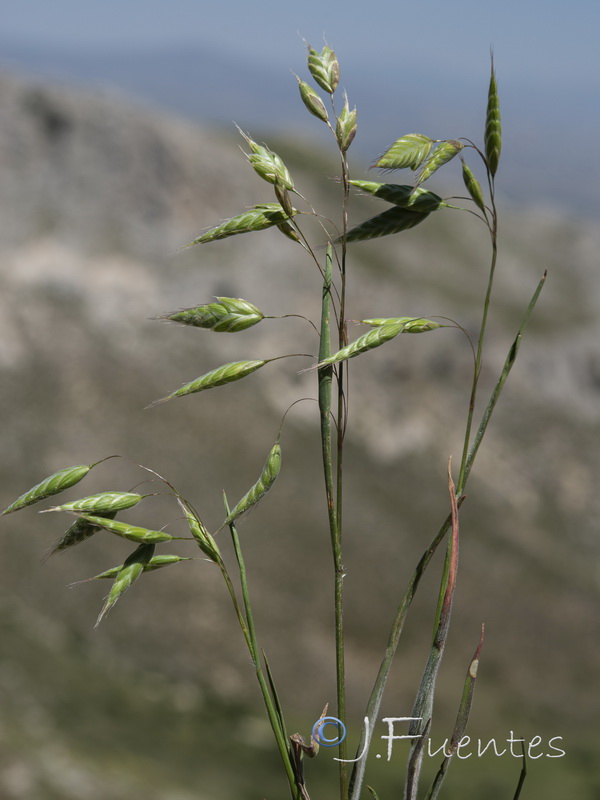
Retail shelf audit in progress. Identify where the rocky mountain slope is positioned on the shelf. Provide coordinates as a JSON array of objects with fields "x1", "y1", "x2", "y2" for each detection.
[{"x1": 0, "y1": 70, "x2": 599, "y2": 798}]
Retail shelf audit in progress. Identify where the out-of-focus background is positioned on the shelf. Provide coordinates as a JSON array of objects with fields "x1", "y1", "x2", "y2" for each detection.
[{"x1": 0, "y1": 2, "x2": 598, "y2": 798}]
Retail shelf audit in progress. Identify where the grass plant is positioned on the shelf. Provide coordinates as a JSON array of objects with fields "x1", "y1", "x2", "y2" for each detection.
[{"x1": 2, "y1": 44, "x2": 545, "y2": 800}]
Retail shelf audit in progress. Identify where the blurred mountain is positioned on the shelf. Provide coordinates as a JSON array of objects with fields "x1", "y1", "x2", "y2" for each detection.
[
  {"x1": 0, "y1": 70, "x2": 599, "y2": 799},
  {"x1": 0, "y1": 39, "x2": 599, "y2": 218}
]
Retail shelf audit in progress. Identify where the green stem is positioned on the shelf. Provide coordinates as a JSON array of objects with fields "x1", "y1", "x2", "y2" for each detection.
[
  {"x1": 223, "y1": 505, "x2": 300, "y2": 800},
  {"x1": 318, "y1": 245, "x2": 348, "y2": 786},
  {"x1": 457, "y1": 193, "x2": 497, "y2": 496}
]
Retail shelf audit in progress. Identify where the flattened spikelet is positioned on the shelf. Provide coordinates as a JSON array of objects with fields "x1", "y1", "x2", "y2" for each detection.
[
  {"x1": 317, "y1": 322, "x2": 405, "y2": 367},
  {"x1": 178, "y1": 499, "x2": 221, "y2": 561},
  {"x1": 342, "y1": 206, "x2": 431, "y2": 243},
  {"x1": 43, "y1": 492, "x2": 144, "y2": 514},
  {"x1": 151, "y1": 360, "x2": 267, "y2": 406},
  {"x1": 307, "y1": 44, "x2": 340, "y2": 94},
  {"x1": 417, "y1": 140, "x2": 464, "y2": 185},
  {"x1": 374, "y1": 134, "x2": 433, "y2": 171},
  {"x1": 336, "y1": 94, "x2": 357, "y2": 152},
  {"x1": 183, "y1": 204, "x2": 297, "y2": 247},
  {"x1": 317, "y1": 318, "x2": 442, "y2": 368},
  {"x1": 296, "y1": 78, "x2": 329, "y2": 123},
  {"x1": 3, "y1": 464, "x2": 91, "y2": 515},
  {"x1": 360, "y1": 317, "x2": 441, "y2": 332},
  {"x1": 46, "y1": 511, "x2": 117, "y2": 558},
  {"x1": 223, "y1": 442, "x2": 282, "y2": 528},
  {"x1": 73, "y1": 554, "x2": 193, "y2": 583},
  {"x1": 162, "y1": 297, "x2": 264, "y2": 333},
  {"x1": 485, "y1": 59, "x2": 502, "y2": 176},
  {"x1": 95, "y1": 543, "x2": 155, "y2": 627},
  {"x1": 349, "y1": 180, "x2": 445, "y2": 212},
  {"x1": 237, "y1": 128, "x2": 294, "y2": 190},
  {"x1": 79, "y1": 515, "x2": 173, "y2": 544},
  {"x1": 461, "y1": 159, "x2": 486, "y2": 211}
]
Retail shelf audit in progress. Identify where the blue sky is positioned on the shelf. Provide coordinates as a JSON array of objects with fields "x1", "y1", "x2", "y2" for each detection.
[{"x1": 1, "y1": 0, "x2": 598, "y2": 87}]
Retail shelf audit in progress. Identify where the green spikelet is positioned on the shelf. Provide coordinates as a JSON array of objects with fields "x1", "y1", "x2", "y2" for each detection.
[
  {"x1": 42, "y1": 492, "x2": 144, "y2": 514},
  {"x1": 417, "y1": 140, "x2": 464, "y2": 185},
  {"x1": 485, "y1": 58, "x2": 502, "y2": 177},
  {"x1": 95, "y1": 543, "x2": 155, "y2": 627},
  {"x1": 373, "y1": 133, "x2": 433, "y2": 171},
  {"x1": 46, "y1": 511, "x2": 118, "y2": 558},
  {"x1": 342, "y1": 206, "x2": 431, "y2": 243},
  {"x1": 223, "y1": 442, "x2": 282, "y2": 528},
  {"x1": 161, "y1": 297, "x2": 264, "y2": 333},
  {"x1": 317, "y1": 318, "x2": 441, "y2": 368},
  {"x1": 150, "y1": 360, "x2": 267, "y2": 406},
  {"x1": 79, "y1": 515, "x2": 174, "y2": 544},
  {"x1": 237, "y1": 128, "x2": 294, "y2": 190},
  {"x1": 349, "y1": 181, "x2": 445, "y2": 212},
  {"x1": 307, "y1": 44, "x2": 340, "y2": 94},
  {"x1": 317, "y1": 322, "x2": 403, "y2": 367},
  {"x1": 296, "y1": 77, "x2": 329, "y2": 123},
  {"x1": 336, "y1": 94, "x2": 357, "y2": 152},
  {"x1": 183, "y1": 204, "x2": 297, "y2": 247},
  {"x1": 73, "y1": 554, "x2": 193, "y2": 583},
  {"x1": 178, "y1": 499, "x2": 221, "y2": 561},
  {"x1": 360, "y1": 317, "x2": 441, "y2": 332},
  {"x1": 3, "y1": 464, "x2": 92, "y2": 515},
  {"x1": 460, "y1": 159, "x2": 486, "y2": 211}
]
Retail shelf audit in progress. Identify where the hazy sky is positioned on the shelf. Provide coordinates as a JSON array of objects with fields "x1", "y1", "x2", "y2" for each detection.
[{"x1": 1, "y1": 0, "x2": 598, "y2": 89}]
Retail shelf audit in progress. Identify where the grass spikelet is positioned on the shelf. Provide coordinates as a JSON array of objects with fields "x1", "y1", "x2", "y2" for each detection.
[
  {"x1": 460, "y1": 159, "x2": 486, "y2": 211},
  {"x1": 417, "y1": 140, "x2": 464, "y2": 185},
  {"x1": 307, "y1": 44, "x2": 340, "y2": 94},
  {"x1": 161, "y1": 297, "x2": 265, "y2": 333},
  {"x1": 485, "y1": 57, "x2": 501, "y2": 177},
  {"x1": 237, "y1": 127, "x2": 294, "y2": 190},
  {"x1": 78, "y1": 515, "x2": 174, "y2": 544},
  {"x1": 73, "y1": 554, "x2": 194, "y2": 584},
  {"x1": 183, "y1": 204, "x2": 297, "y2": 248},
  {"x1": 336, "y1": 93, "x2": 357, "y2": 152},
  {"x1": 349, "y1": 180, "x2": 445, "y2": 212},
  {"x1": 373, "y1": 133, "x2": 433, "y2": 171},
  {"x1": 296, "y1": 77, "x2": 329, "y2": 123},
  {"x1": 45, "y1": 512, "x2": 117, "y2": 558},
  {"x1": 178, "y1": 499, "x2": 221, "y2": 561},
  {"x1": 95, "y1": 543, "x2": 155, "y2": 627},
  {"x1": 150, "y1": 359, "x2": 268, "y2": 406},
  {"x1": 360, "y1": 317, "x2": 442, "y2": 332},
  {"x1": 317, "y1": 318, "x2": 442, "y2": 368},
  {"x1": 42, "y1": 492, "x2": 144, "y2": 514},
  {"x1": 342, "y1": 206, "x2": 431, "y2": 243},
  {"x1": 222, "y1": 442, "x2": 282, "y2": 528},
  {"x1": 2, "y1": 464, "x2": 92, "y2": 515}
]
